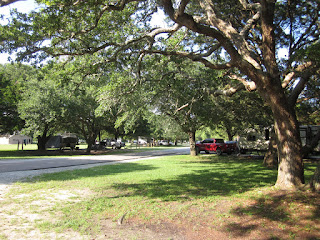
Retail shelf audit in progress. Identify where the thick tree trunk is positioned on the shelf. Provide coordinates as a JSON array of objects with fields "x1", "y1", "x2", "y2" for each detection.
[
  {"x1": 188, "y1": 131, "x2": 197, "y2": 156},
  {"x1": 85, "y1": 132, "x2": 98, "y2": 153},
  {"x1": 258, "y1": 83, "x2": 304, "y2": 189},
  {"x1": 86, "y1": 143, "x2": 93, "y2": 153},
  {"x1": 37, "y1": 126, "x2": 50, "y2": 151},
  {"x1": 226, "y1": 129, "x2": 233, "y2": 141},
  {"x1": 37, "y1": 135, "x2": 47, "y2": 151},
  {"x1": 259, "y1": 0, "x2": 303, "y2": 189},
  {"x1": 273, "y1": 107, "x2": 304, "y2": 188}
]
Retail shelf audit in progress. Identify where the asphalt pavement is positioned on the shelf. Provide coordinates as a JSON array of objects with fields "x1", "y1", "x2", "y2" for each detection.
[{"x1": 0, "y1": 147, "x2": 189, "y2": 186}]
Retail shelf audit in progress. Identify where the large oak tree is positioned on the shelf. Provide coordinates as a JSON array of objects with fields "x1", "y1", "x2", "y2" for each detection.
[{"x1": 1, "y1": 0, "x2": 319, "y2": 189}]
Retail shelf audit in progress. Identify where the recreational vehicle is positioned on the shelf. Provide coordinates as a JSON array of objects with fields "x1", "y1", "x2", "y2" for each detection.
[
  {"x1": 45, "y1": 135, "x2": 78, "y2": 150},
  {"x1": 238, "y1": 125, "x2": 320, "y2": 154}
]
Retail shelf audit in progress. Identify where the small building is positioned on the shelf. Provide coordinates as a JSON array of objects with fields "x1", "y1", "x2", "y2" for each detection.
[{"x1": 0, "y1": 134, "x2": 33, "y2": 144}]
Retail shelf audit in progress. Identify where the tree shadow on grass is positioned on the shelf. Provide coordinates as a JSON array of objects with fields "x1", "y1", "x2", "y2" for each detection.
[
  {"x1": 22, "y1": 155, "x2": 319, "y2": 239},
  {"x1": 226, "y1": 191, "x2": 320, "y2": 239},
  {"x1": 28, "y1": 162, "x2": 158, "y2": 182},
  {"x1": 111, "y1": 157, "x2": 277, "y2": 200}
]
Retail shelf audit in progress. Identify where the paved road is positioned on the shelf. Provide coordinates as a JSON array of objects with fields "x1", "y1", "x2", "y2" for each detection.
[
  {"x1": 0, "y1": 147, "x2": 190, "y2": 173},
  {"x1": 0, "y1": 147, "x2": 190, "y2": 188}
]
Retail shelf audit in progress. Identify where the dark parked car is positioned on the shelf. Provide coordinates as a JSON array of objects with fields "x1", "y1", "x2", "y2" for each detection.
[{"x1": 225, "y1": 141, "x2": 239, "y2": 154}]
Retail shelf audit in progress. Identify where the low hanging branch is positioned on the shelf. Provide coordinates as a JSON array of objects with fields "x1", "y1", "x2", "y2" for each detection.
[{"x1": 144, "y1": 49, "x2": 234, "y2": 70}]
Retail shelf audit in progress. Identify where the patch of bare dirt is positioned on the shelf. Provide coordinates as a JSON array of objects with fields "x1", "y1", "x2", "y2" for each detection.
[
  {"x1": 1, "y1": 185, "x2": 319, "y2": 240},
  {"x1": 95, "y1": 190, "x2": 320, "y2": 240}
]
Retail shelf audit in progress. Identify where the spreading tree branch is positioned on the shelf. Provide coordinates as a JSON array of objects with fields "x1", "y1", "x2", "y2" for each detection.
[
  {"x1": 144, "y1": 49, "x2": 234, "y2": 70},
  {"x1": 228, "y1": 74, "x2": 257, "y2": 91},
  {"x1": 287, "y1": 61, "x2": 319, "y2": 107},
  {"x1": 208, "y1": 84, "x2": 246, "y2": 97},
  {"x1": 0, "y1": 0, "x2": 21, "y2": 7},
  {"x1": 238, "y1": 0, "x2": 260, "y2": 10},
  {"x1": 240, "y1": 11, "x2": 260, "y2": 37}
]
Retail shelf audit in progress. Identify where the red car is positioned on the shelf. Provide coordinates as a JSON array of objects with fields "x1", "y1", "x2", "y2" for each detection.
[{"x1": 195, "y1": 138, "x2": 227, "y2": 155}]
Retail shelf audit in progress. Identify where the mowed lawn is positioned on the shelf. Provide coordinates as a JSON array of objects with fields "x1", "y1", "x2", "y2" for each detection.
[
  {"x1": 1, "y1": 154, "x2": 319, "y2": 239},
  {"x1": 0, "y1": 143, "x2": 38, "y2": 151}
]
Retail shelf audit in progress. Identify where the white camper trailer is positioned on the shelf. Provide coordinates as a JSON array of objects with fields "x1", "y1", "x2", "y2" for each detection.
[
  {"x1": 238, "y1": 125, "x2": 320, "y2": 154},
  {"x1": 238, "y1": 127, "x2": 270, "y2": 153}
]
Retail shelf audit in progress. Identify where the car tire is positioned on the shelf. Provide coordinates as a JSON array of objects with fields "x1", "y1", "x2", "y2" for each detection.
[
  {"x1": 216, "y1": 148, "x2": 222, "y2": 156},
  {"x1": 196, "y1": 147, "x2": 200, "y2": 155},
  {"x1": 235, "y1": 147, "x2": 240, "y2": 154}
]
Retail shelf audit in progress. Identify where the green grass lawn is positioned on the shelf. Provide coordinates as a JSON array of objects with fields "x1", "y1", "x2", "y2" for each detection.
[
  {"x1": 0, "y1": 143, "x2": 38, "y2": 151},
  {"x1": 2, "y1": 154, "x2": 319, "y2": 239}
]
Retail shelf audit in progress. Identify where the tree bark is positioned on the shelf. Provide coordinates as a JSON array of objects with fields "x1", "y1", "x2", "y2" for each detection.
[
  {"x1": 258, "y1": 82, "x2": 304, "y2": 189},
  {"x1": 0, "y1": 0, "x2": 20, "y2": 7},
  {"x1": 226, "y1": 127, "x2": 233, "y2": 141},
  {"x1": 37, "y1": 135, "x2": 48, "y2": 151},
  {"x1": 86, "y1": 137, "x2": 95, "y2": 153},
  {"x1": 86, "y1": 133, "x2": 97, "y2": 153},
  {"x1": 188, "y1": 131, "x2": 197, "y2": 156},
  {"x1": 274, "y1": 110, "x2": 304, "y2": 188},
  {"x1": 37, "y1": 125, "x2": 50, "y2": 151},
  {"x1": 254, "y1": 1, "x2": 304, "y2": 189}
]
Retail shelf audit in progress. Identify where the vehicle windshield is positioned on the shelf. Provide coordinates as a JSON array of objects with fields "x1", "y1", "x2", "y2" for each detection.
[{"x1": 215, "y1": 139, "x2": 224, "y2": 143}]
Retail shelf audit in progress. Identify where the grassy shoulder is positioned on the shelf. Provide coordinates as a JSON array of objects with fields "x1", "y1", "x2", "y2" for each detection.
[{"x1": 1, "y1": 154, "x2": 319, "y2": 239}]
